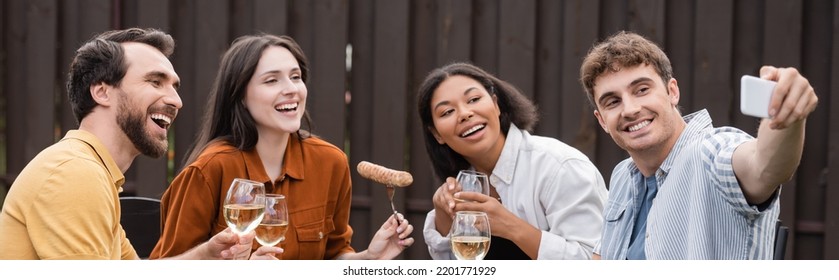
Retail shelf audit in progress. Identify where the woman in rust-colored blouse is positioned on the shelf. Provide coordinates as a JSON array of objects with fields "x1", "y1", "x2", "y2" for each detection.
[{"x1": 149, "y1": 34, "x2": 414, "y2": 260}]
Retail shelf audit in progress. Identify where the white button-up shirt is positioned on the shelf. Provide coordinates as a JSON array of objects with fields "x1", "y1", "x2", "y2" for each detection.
[{"x1": 423, "y1": 124, "x2": 608, "y2": 259}]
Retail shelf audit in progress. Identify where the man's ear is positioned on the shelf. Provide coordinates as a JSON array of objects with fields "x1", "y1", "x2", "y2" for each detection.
[
  {"x1": 429, "y1": 127, "x2": 445, "y2": 144},
  {"x1": 90, "y1": 82, "x2": 114, "y2": 107},
  {"x1": 667, "y1": 78, "x2": 680, "y2": 107},
  {"x1": 594, "y1": 109, "x2": 609, "y2": 134}
]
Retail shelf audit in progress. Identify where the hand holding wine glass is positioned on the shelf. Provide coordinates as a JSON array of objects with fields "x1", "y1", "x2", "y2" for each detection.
[
  {"x1": 223, "y1": 178, "x2": 267, "y2": 237},
  {"x1": 455, "y1": 170, "x2": 490, "y2": 202},
  {"x1": 255, "y1": 194, "x2": 289, "y2": 248},
  {"x1": 451, "y1": 211, "x2": 491, "y2": 260}
]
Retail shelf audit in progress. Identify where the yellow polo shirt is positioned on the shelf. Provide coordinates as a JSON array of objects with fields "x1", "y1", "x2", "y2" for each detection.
[{"x1": 0, "y1": 130, "x2": 138, "y2": 260}]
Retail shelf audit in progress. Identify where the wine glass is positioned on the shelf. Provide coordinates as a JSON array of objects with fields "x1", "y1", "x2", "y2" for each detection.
[
  {"x1": 455, "y1": 170, "x2": 490, "y2": 202},
  {"x1": 223, "y1": 178, "x2": 266, "y2": 236},
  {"x1": 450, "y1": 211, "x2": 491, "y2": 260},
  {"x1": 255, "y1": 194, "x2": 289, "y2": 247}
]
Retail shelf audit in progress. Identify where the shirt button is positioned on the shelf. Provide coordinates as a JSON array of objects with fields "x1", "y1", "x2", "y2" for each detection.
[
  {"x1": 318, "y1": 232, "x2": 324, "y2": 239},
  {"x1": 646, "y1": 233, "x2": 650, "y2": 239}
]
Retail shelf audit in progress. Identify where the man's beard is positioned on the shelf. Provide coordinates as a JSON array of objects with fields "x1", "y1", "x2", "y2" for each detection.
[{"x1": 117, "y1": 94, "x2": 168, "y2": 158}]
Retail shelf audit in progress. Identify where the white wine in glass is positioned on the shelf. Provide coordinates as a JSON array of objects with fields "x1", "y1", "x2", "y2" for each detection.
[
  {"x1": 223, "y1": 178, "x2": 266, "y2": 235},
  {"x1": 451, "y1": 211, "x2": 491, "y2": 260},
  {"x1": 455, "y1": 170, "x2": 490, "y2": 202},
  {"x1": 255, "y1": 194, "x2": 289, "y2": 247}
]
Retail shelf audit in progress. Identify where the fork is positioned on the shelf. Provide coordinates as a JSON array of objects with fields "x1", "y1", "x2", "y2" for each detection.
[{"x1": 386, "y1": 185, "x2": 400, "y2": 225}]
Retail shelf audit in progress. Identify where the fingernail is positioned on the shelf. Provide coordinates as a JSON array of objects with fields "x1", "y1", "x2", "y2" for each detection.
[{"x1": 769, "y1": 109, "x2": 776, "y2": 118}]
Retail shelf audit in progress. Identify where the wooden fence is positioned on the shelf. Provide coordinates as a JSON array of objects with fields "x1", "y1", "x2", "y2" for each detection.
[{"x1": 1, "y1": 0, "x2": 837, "y2": 260}]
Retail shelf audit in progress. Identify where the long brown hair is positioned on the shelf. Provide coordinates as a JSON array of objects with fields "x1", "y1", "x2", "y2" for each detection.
[{"x1": 183, "y1": 34, "x2": 312, "y2": 167}]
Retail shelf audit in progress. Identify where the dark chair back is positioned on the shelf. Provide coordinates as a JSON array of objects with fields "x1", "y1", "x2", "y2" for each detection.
[
  {"x1": 774, "y1": 220, "x2": 790, "y2": 260},
  {"x1": 119, "y1": 196, "x2": 161, "y2": 259}
]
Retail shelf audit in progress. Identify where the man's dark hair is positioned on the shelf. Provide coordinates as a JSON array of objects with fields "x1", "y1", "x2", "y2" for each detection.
[{"x1": 66, "y1": 28, "x2": 175, "y2": 122}]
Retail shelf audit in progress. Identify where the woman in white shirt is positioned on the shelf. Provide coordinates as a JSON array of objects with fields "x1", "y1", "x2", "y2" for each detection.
[{"x1": 416, "y1": 62, "x2": 608, "y2": 259}]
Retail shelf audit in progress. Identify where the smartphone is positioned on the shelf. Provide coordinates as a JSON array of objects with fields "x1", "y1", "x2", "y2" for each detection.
[{"x1": 740, "y1": 75, "x2": 776, "y2": 118}]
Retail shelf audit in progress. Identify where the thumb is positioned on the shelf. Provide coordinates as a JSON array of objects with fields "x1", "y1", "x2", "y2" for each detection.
[
  {"x1": 215, "y1": 228, "x2": 236, "y2": 243},
  {"x1": 760, "y1": 65, "x2": 779, "y2": 81},
  {"x1": 380, "y1": 215, "x2": 397, "y2": 231}
]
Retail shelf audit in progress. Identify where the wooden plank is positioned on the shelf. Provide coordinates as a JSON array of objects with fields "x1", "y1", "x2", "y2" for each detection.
[
  {"x1": 692, "y1": 0, "x2": 733, "y2": 126},
  {"x1": 24, "y1": 0, "x2": 57, "y2": 164},
  {"x1": 0, "y1": 0, "x2": 4, "y2": 203},
  {"x1": 409, "y1": 0, "x2": 436, "y2": 196},
  {"x1": 288, "y1": 0, "x2": 313, "y2": 53},
  {"x1": 763, "y1": 0, "x2": 802, "y2": 67},
  {"x1": 731, "y1": 0, "x2": 763, "y2": 136},
  {"x1": 600, "y1": 0, "x2": 627, "y2": 36},
  {"x1": 497, "y1": 0, "x2": 535, "y2": 100},
  {"x1": 370, "y1": 0, "x2": 409, "y2": 259},
  {"x1": 174, "y1": 0, "x2": 227, "y2": 173},
  {"x1": 171, "y1": 0, "x2": 197, "y2": 170},
  {"x1": 307, "y1": 0, "x2": 348, "y2": 148},
  {"x1": 763, "y1": 0, "x2": 802, "y2": 259},
  {"x1": 436, "y1": 0, "x2": 471, "y2": 65},
  {"x1": 826, "y1": 0, "x2": 839, "y2": 260},
  {"x1": 230, "y1": 0, "x2": 254, "y2": 38},
  {"x1": 407, "y1": 0, "x2": 438, "y2": 261},
  {"x1": 121, "y1": 0, "x2": 168, "y2": 30},
  {"x1": 254, "y1": 0, "x2": 288, "y2": 36},
  {"x1": 5, "y1": 0, "x2": 26, "y2": 179},
  {"x1": 58, "y1": 2, "x2": 82, "y2": 135},
  {"x1": 797, "y1": 0, "x2": 831, "y2": 260},
  {"x1": 472, "y1": 0, "x2": 498, "y2": 72},
  {"x1": 193, "y1": 0, "x2": 228, "y2": 118},
  {"x1": 533, "y1": 0, "x2": 562, "y2": 138},
  {"x1": 664, "y1": 0, "x2": 695, "y2": 112},
  {"x1": 129, "y1": 0, "x2": 172, "y2": 198},
  {"x1": 411, "y1": 0, "x2": 436, "y2": 89},
  {"x1": 347, "y1": 0, "x2": 375, "y2": 250},
  {"x1": 628, "y1": 0, "x2": 665, "y2": 43},
  {"x1": 560, "y1": 0, "x2": 598, "y2": 158},
  {"x1": 0, "y1": 0, "x2": 4, "y2": 193},
  {"x1": 59, "y1": 0, "x2": 111, "y2": 135}
]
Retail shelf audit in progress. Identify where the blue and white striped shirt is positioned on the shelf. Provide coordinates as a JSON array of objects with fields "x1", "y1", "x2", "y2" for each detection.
[{"x1": 596, "y1": 109, "x2": 780, "y2": 259}]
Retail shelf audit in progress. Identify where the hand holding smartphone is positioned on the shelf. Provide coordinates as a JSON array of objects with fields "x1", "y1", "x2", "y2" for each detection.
[{"x1": 740, "y1": 75, "x2": 776, "y2": 118}]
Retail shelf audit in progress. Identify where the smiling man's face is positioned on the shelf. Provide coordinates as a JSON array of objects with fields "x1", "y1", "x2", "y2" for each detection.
[{"x1": 115, "y1": 42, "x2": 181, "y2": 158}]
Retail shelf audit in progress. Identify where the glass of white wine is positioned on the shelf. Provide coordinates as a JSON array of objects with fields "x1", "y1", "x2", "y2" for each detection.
[
  {"x1": 223, "y1": 178, "x2": 266, "y2": 236},
  {"x1": 455, "y1": 170, "x2": 490, "y2": 202},
  {"x1": 255, "y1": 194, "x2": 289, "y2": 248},
  {"x1": 450, "y1": 211, "x2": 491, "y2": 260}
]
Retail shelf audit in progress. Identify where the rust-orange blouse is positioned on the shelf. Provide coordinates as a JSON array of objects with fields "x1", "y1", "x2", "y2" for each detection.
[{"x1": 149, "y1": 135, "x2": 355, "y2": 259}]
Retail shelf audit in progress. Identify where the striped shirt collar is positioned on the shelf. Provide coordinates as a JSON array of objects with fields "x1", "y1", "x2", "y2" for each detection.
[{"x1": 624, "y1": 109, "x2": 713, "y2": 180}]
